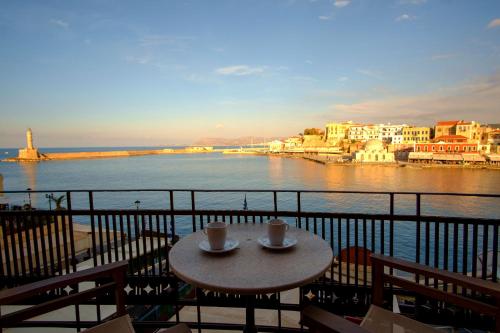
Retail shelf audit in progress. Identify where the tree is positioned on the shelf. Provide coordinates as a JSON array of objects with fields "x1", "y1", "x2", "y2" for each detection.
[
  {"x1": 49, "y1": 195, "x2": 66, "y2": 210},
  {"x1": 304, "y1": 128, "x2": 324, "y2": 135}
]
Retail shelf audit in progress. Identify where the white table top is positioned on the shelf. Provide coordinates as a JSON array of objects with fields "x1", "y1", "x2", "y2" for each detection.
[{"x1": 169, "y1": 223, "x2": 333, "y2": 295}]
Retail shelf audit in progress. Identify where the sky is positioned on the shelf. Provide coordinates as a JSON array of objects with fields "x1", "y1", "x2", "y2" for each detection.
[{"x1": 0, "y1": 0, "x2": 499, "y2": 147}]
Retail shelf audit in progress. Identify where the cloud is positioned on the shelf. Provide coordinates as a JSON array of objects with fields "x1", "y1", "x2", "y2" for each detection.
[
  {"x1": 215, "y1": 65, "x2": 265, "y2": 76},
  {"x1": 49, "y1": 19, "x2": 69, "y2": 28},
  {"x1": 334, "y1": 0, "x2": 351, "y2": 8},
  {"x1": 357, "y1": 69, "x2": 383, "y2": 80},
  {"x1": 487, "y1": 18, "x2": 500, "y2": 29},
  {"x1": 396, "y1": 14, "x2": 416, "y2": 22},
  {"x1": 139, "y1": 35, "x2": 194, "y2": 47},
  {"x1": 328, "y1": 71, "x2": 500, "y2": 125},
  {"x1": 125, "y1": 55, "x2": 151, "y2": 65},
  {"x1": 215, "y1": 123, "x2": 224, "y2": 129},
  {"x1": 431, "y1": 53, "x2": 457, "y2": 61},
  {"x1": 399, "y1": 0, "x2": 427, "y2": 5},
  {"x1": 319, "y1": 15, "x2": 333, "y2": 20},
  {"x1": 338, "y1": 76, "x2": 349, "y2": 82}
]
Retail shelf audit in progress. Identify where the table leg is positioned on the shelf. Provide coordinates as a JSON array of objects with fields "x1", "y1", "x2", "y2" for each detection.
[{"x1": 243, "y1": 294, "x2": 257, "y2": 333}]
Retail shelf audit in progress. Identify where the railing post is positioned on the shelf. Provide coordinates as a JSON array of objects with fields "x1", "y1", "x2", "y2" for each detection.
[
  {"x1": 66, "y1": 191, "x2": 77, "y2": 272},
  {"x1": 273, "y1": 191, "x2": 278, "y2": 219},
  {"x1": 169, "y1": 191, "x2": 177, "y2": 244},
  {"x1": 416, "y1": 193, "x2": 421, "y2": 283},
  {"x1": 297, "y1": 192, "x2": 301, "y2": 228},
  {"x1": 372, "y1": 257, "x2": 384, "y2": 307},
  {"x1": 191, "y1": 191, "x2": 196, "y2": 232}
]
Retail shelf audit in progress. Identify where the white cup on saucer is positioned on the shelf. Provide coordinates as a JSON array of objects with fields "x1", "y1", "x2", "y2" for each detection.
[
  {"x1": 203, "y1": 221, "x2": 227, "y2": 250},
  {"x1": 267, "y1": 219, "x2": 289, "y2": 246}
]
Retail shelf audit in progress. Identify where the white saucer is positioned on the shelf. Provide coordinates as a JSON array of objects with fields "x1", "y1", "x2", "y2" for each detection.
[
  {"x1": 257, "y1": 236, "x2": 297, "y2": 250},
  {"x1": 199, "y1": 238, "x2": 239, "y2": 253}
]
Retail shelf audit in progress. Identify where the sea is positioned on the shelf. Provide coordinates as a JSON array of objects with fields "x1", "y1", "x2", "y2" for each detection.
[{"x1": 0, "y1": 146, "x2": 499, "y2": 269}]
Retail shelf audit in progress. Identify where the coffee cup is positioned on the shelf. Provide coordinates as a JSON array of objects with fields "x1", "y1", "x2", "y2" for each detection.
[
  {"x1": 203, "y1": 221, "x2": 227, "y2": 250},
  {"x1": 267, "y1": 219, "x2": 289, "y2": 246}
]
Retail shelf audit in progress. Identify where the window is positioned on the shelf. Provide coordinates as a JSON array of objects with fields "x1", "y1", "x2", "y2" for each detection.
[
  {"x1": 455, "y1": 146, "x2": 459, "y2": 151},
  {"x1": 447, "y1": 146, "x2": 451, "y2": 152},
  {"x1": 424, "y1": 146, "x2": 428, "y2": 152},
  {"x1": 432, "y1": 146, "x2": 435, "y2": 151},
  {"x1": 472, "y1": 146, "x2": 476, "y2": 151},
  {"x1": 439, "y1": 146, "x2": 444, "y2": 151},
  {"x1": 416, "y1": 146, "x2": 420, "y2": 152},
  {"x1": 463, "y1": 146, "x2": 466, "y2": 151}
]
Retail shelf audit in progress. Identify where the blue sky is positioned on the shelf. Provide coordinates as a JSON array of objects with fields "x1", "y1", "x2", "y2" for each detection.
[{"x1": 1, "y1": 0, "x2": 499, "y2": 147}]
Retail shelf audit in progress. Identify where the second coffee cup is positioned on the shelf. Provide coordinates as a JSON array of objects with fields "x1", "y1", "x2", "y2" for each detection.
[
  {"x1": 267, "y1": 219, "x2": 289, "y2": 246},
  {"x1": 203, "y1": 221, "x2": 227, "y2": 250}
]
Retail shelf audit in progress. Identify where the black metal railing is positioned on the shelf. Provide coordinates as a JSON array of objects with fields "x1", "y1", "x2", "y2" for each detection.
[{"x1": 0, "y1": 189, "x2": 499, "y2": 332}]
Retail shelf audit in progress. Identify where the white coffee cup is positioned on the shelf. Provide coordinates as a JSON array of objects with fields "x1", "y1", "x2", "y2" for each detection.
[
  {"x1": 203, "y1": 221, "x2": 227, "y2": 250},
  {"x1": 267, "y1": 219, "x2": 289, "y2": 246}
]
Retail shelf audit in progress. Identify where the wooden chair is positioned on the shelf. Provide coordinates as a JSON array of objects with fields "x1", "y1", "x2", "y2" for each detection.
[
  {"x1": 302, "y1": 254, "x2": 500, "y2": 333},
  {"x1": 0, "y1": 261, "x2": 190, "y2": 333}
]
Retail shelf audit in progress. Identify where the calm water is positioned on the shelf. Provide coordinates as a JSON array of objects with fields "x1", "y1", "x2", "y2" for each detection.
[
  {"x1": 0, "y1": 149, "x2": 498, "y2": 217},
  {"x1": 0, "y1": 149, "x2": 499, "y2": 269}
]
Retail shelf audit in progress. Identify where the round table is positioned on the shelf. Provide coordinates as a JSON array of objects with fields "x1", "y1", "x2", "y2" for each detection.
[{"x1": 169, "y1": 223, "x2": 333, "y2": 332}]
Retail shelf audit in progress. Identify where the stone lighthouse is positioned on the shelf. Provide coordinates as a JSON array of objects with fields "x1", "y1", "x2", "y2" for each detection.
[
  {"x1": 27, "y1": 128, "x2": 34, "y2": 149},
  {"x1": 18, "y1": 128, "x2": 41, "y2": 160}
]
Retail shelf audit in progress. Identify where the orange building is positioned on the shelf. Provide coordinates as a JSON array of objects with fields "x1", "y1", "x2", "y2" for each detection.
[
  {"x1": 434, "y1": 120, "x2": 459, "y2": 137},
  {"x1": 414, "y1": 135, "x2": 479, "y2": 154}
]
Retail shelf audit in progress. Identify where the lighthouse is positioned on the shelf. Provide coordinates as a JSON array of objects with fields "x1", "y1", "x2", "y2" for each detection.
[
  {"x1": 27, "y1": 128, "x2": 34, "y2": 149},
  {"x1": 17, "y1": 128, "x2": 41, "y2": 160}
]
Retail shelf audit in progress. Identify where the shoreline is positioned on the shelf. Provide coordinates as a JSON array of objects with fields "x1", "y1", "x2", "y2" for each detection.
[
  {"x1": 2, "y1": 148, "x2": 499, "y2": 170},
  {"x1": 274, "y1": 153, "x2": 500, "y2": 170}
]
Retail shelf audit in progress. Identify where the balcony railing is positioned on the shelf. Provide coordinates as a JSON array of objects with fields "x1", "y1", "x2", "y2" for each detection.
[{"x1": 0, "y1": 189, "x2": 499, "y2": 332}]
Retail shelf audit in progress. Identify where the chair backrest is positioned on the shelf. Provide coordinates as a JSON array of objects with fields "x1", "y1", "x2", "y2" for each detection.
[
  {"x1": 371, "y1": 254, "x2": 500, "y2": 332},
  {"x1": 0, "y1": 261, "x2": 129, "y2": 331}
]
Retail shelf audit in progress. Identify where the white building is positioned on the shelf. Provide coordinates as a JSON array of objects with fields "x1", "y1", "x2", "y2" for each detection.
[
  {"x1": 348, "y1": 125, "x2": 379, "y2": 142},
  {"x1": 268, "y1": 140, "x2": 284, "y2": 153},
  {"x1": 378, "y1": 124, "x2": 407, "y2": 144},
  {"x1": 354, "y1": 139, "x2": 395, "y2": 163}
]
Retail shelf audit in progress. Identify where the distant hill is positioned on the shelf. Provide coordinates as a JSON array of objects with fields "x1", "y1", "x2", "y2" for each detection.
[{"x1": 194, "y1": 137, "x2": 284, "y2": 146}]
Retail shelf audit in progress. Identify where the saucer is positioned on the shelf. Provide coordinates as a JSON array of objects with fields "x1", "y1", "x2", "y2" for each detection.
[
  {"x1": 199, "y1": 238, "x2": 239, "y2": 253},
  {"x1": 257, "y1": 236, "x2": 297, "y2": 250}
]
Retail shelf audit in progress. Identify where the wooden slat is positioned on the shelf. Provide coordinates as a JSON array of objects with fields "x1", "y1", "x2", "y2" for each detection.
[
  {"x1": 371, "y1": 254, "x2": 500, "y2": 297},
  {"x1": 385, "y1": 275, "x2": 498, "y2": 316},
  {"x1": 0, "y1": 283, "x2": 116, "y2": 327},
  {"x1": 0, "y1": 261, "x2": 128, "y2": 304}
]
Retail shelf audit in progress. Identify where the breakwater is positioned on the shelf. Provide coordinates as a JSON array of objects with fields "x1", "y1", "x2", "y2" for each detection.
[{"x1": 2, "y1": 147, "x2": 267, "y2": 162}]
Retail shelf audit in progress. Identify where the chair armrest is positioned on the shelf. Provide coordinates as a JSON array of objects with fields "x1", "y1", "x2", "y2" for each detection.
[
  {"x1": 302, "y1": 306, "x2": 370, "y2": 333},
  {"x1": 0, "y1": 261, "x2": 128, "y2": 305}
]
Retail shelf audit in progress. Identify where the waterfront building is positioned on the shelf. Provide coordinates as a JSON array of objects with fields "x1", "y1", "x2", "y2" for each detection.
[
  {"x1": 324, "y1": 121, "x2": 353, "y2": 145},
  {"x1": 284, "y1": 136, "x2": 303, "y2": 150},
  {"x1": 414, "y1": 135, "x2": 479, "y2": 154},
  {"x1": 402, "y1": 126, "x2": 432, "y2": 144},
  {"x1": 378, "y1": 124, "x2": 406, "y2": 144},
  {"x1": 348, "y1": 124, "x2": 379, "y2": 142},
  {"x1": 302, "y1": 134, "x2": 327, "y2": 148},
  {"x1": 434, "y1": 120, "x2": 459, "y2": 137},
  {"x1": 268, "y1": 140, "x2": 284, "y2": 152},
  {"x1": 456, "y1": 121, "x2": 481, "y2": 143},
  {"x1": 353, "y1": 139, "x2": 395, "y2": 163}
]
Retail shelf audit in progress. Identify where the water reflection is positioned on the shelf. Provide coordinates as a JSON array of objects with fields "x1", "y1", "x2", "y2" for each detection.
[{"x1": 0, "y1": 155, "x2": 498, "y2": 218}]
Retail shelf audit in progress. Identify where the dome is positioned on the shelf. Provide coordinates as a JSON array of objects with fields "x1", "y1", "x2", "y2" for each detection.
[{"x1": 364, "y1": 139, "x2": 384, "y2": 151}]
